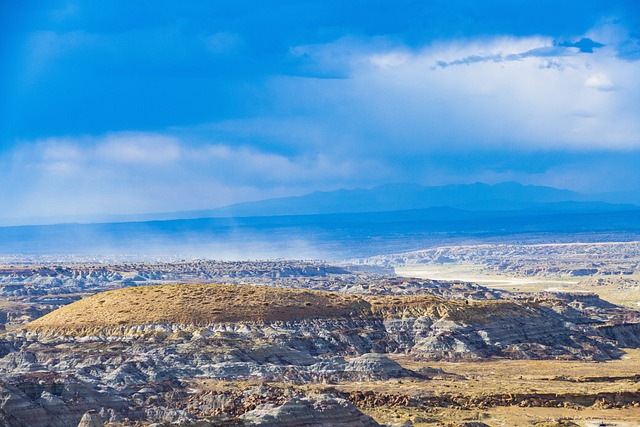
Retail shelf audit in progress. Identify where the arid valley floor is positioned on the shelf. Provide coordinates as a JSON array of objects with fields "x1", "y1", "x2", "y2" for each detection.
[{"x1": 1, "y1": 241, "x2": 639, "y2": 427}]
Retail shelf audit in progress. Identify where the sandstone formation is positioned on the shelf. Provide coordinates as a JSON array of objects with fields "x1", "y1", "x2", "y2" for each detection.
[
  {"x1": 358, "y1": 241, "x2": 640, "y2": 277},
  {"x1": 0, "y1": 259, "x2": 501, "y2": 330},
  {"x1": 238, "y1": 394, "x2": 381, "y2": 426},
  {"x1": 0, "y1": 273, "x2": 638, "y2": 426},
  {"x1": 17, "y1": 283, "x2": 624, "y2": 361},
  {"x1": 77, "y1": 410, "x2": 104, "y2": 427}
]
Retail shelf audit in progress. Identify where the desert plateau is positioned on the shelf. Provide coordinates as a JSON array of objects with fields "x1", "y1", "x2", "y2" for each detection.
[{"x1": 1, "y1": 241, "x2": 639, "y2": 427}]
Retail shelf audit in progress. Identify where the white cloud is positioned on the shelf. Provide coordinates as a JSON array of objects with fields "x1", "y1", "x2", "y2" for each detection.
[
  {"x1": 369, "y1": 52, "x2": 411, "y2": 68},
  {"x1": 585, "y1": 73, "x2": 615, "y2": 91},
  {"x1": 279, "y1": 26, "x2": 640, "y2": 153},
  {"x1": 96, "y1": 132, "x2": 182, "y2": 164},
  {"x1": 0, "y1": 131, "x2": 377, "y2": 220},
  {"x1": 3, "y1": 23, "x2": 640, "y2": 222}
]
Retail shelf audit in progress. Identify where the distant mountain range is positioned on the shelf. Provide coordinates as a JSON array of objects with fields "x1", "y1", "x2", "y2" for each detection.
[
  {"x1": 111, "y1": 181, "x2": 638, "y2": 222},
  {"x1": 2, "y1": 202, "x2": 640, "y2": 259},
  {"x1": 201, "y1": 182, "x2": 637, "y2": 218},
  {"x1": 1, "y1": 182, "x2": 640, "y2": 259},
  {"x1": 1, "y1": 182, "x2": 638, "y2": 227}
]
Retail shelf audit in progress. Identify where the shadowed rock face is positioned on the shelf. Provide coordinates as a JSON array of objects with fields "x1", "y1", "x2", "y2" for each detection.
[
  {"x1": 598, "y1": 322, "x2": 640, "y2": 347},
  {"x1": 0, "y1": 379, "x2": 126, "y2": 427},
  {"x1": 0, "y1": 283, "x2": 635, "y2": 426},
  {"x1": 239, "y1": 394, "x2": 381, "y2": 427},
  {"x1": 77, "y1": 410, "x2": 103, "y2": 427},
  {"x1": 18, "y1": 284, "x2": 623, "y2": 361}
]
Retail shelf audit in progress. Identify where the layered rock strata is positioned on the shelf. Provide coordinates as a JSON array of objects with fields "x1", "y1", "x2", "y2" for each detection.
[{"x1": 0, "y1": 283, "x2": 636, "y2": 426}]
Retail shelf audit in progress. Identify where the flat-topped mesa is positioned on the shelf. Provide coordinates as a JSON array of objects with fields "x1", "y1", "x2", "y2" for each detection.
[
  {"x1": 366, "y1": 294, "x2": 539, "y2": 324},
  {"x1": 23, "y1": 284, "x2": 371, "y2": 333},
  {"x1": 16, "y1": 283, "x2": 623, "y2": 361},
  {"x1": 24, "y1": 283, "x2": 534, "y2": 333}
]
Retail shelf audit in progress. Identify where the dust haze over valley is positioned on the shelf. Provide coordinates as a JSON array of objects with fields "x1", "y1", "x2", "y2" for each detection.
[
  {"x1": 2, "y1": 185, "x2": 640, "y2": 427},
  {"x1": 2, "y1": 1, "x2": 640, "y2": 427}
]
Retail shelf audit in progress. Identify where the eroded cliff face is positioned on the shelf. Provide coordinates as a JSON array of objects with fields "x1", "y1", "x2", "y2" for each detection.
[
  {"x1": 0, "y1": 259, "x2": 502, "y2": 331},
  {"x1": 597, "y1": 322, "x2": 640, "y2": 347},
  {"x1": 0, "y1": 283, "x2": 637, "y2": 426},
  {"x1": 8, "y1": 303, "x2": 622, "y2": 371}
]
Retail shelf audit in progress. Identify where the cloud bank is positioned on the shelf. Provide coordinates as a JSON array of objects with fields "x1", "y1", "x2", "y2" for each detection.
[
  {"x1": 0, "y1": 132, "x2": 375, "y2": 221},
  {"x1": 1, "y1": 2, "x2": 640, "y2": 222},
  {"x1": 278, "y1": 28, "x2": 640, "y2": 153}
]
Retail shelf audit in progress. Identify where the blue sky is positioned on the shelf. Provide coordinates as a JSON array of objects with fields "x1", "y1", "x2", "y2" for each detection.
[{"x1": 1, "y1": 0, "x2": 640, "y2": 222}]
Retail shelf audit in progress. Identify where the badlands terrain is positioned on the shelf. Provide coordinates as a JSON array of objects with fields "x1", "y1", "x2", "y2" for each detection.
[
  {"x1": 360, "y1": 241, "x2": 640, "y2": 308},
  {"x1": 0, "y1": 241, "x2": 639, "y2": 426}
]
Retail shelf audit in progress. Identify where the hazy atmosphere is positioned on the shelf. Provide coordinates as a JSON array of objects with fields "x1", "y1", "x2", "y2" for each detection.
[
  {"x1": 2, "y1": 1, "x2": 640, "y2": 223},
  {"x1": 3, "y1": 4, "x2": 640, "y2": 427}
]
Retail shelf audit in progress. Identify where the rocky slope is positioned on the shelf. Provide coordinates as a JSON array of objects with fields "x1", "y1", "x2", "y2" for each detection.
[
  {"x1": 1, "y1": 259, "x2": 498, "y2": 330},
  {"x1": 1, "y1": 282, "x2": 638, "y2": 426},
  {"x1": 16, "y1": 283, "x2": 622, "y2": 360},
  {"x1": 359, "y1": 241, "x2": 640, "y2": 278},
  {"x1": 238, "y1": 394, "x2": 382, "y2": 427},
  {"x1": 1, "y1": 283, "x2": 636, "y2": 426}
]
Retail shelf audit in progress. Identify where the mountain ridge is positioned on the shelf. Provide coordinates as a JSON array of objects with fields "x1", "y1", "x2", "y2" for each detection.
[
  {"x1": 3, "y1": 182, "x2": 636, "y2": 227},
  {"x1": 176, "y1": 181, "x2": 590, "y2": 218},
  {"x1": 1, "y1": 182, "x2": 639, "y2": 259}
]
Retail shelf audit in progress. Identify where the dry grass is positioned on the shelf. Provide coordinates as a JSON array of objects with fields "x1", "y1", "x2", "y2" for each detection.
[
  {"x1": 368, "y1": 294, "x2": 535, "y2": 324},
  {"x1": 24, "y1": 283, "x2": 549, "y2": 334},
  {"x1": 398, "y1": 264, "x2": 640, "y2": 309},
  {"x1": 392, "y1": 349, "x2": 640, "y2": 397},
  {"x1": 25, "y1": 283, "x2": 368, "y2": 330},
  {"x1": 188, "y1": 350, "x2": 640, "y2": 427},
  {"x1": 366, "y1": 405, "x2": 640, "y2": 427},
  {"x1": 330, "y1": 349, "x2": 640, "y2": 427}
]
